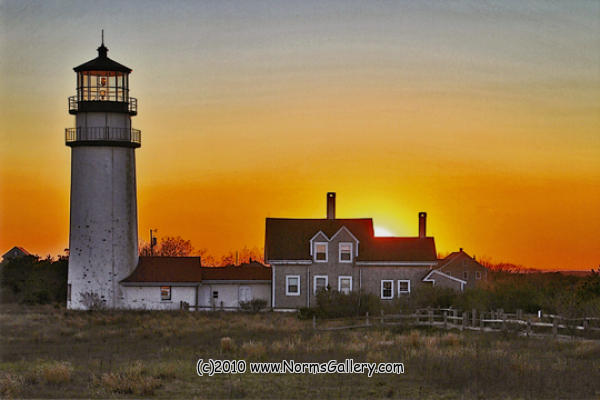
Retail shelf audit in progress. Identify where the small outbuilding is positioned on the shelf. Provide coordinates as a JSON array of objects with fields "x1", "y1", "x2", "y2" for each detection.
[{"x1": 120, "y1": 257, "x2": 271, "y2": 310}]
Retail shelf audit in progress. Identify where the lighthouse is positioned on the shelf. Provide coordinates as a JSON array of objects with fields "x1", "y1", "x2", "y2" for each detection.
[{"x1": 66, "y1": 36, "x2": 140, "y2": 309}]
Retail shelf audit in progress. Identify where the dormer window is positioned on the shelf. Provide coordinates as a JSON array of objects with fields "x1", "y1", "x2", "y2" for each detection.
[
  {"x1": 339, "y1": 243, "x2": 353, "y2": 262},
  {"x1": 314, "y1": 242, "x2": 328, "y2": 262}
]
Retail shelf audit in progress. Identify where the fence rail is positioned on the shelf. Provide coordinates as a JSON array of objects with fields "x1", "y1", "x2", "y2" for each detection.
[
  {"x1": 312, "y1": 308, "x2": 600, "y2": 340},
  {"x1": 179, "y1": 302, "x2": 268, "y2": 312}
]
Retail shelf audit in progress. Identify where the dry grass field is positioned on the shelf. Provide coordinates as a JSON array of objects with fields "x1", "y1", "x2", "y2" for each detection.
[{"x1": 1, "y1": 305, "x2": 599, "y2": 399}]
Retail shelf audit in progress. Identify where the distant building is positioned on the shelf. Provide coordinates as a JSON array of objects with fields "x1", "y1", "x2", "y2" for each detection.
[
  {"x1": 425, "y1": 250, "x2": 488, "y2": 289},
  {"x1": 2, "y1": 246, "x2": 32, "y2": 262},
  {"x1": 119, "y1": 257, "x2": 271, "y2": 310}
]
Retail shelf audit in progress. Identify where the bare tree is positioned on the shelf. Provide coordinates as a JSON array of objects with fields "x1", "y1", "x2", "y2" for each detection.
[
  {"x1": 159, "y1": 236, "x2": 194, "y2": 256},
  {"x1": 139, "y1": 241, "x2": 152, "y2": 256}
]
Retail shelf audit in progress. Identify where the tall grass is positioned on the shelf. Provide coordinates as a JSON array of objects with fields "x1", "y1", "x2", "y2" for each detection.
[{"x1": 1, "y1": 304, "x2": 599, "y2": 398}]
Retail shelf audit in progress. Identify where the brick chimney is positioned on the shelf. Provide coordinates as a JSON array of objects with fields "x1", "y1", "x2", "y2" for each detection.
[
  {"x1": 327, "y1": 192, "x2": 336, "y2": 219},
  {"x1": 418, "y1": 212, "x2": 427, "y2": 238}
]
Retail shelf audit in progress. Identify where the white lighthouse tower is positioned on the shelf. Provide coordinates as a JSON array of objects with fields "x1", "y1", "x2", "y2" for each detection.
[{"x1": 66, "y1": 37, "x2": 140, "y2": 309}]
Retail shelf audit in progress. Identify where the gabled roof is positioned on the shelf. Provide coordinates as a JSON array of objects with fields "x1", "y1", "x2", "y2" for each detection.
[
  {"x1": 2, "y1": 246, "x2": 32, "y2": 259},
  {"x1": 265, "y1": 218, "x2": 374, "y2": 261},
  {"x1": 437, "y1": 250, "x2": 486, "y2": 272},
  {"x1": 121, "y1": 256, "x2": 202, "y2": 283},
  {"x1": 436, "y1": 251, "x2": 462, "y2": 270},
  {"x1": 202, "y1": 262, "x2": 271, "y2": 281},
  {"x1": 265, "y1": 218, "x2": 437, "y2": 262},
  {"x1": 74, "y1": 44, "x2": 132, "y2": 73},
  {"x1": 423, "y1": 269, "x2": 467, "y2": 285}
]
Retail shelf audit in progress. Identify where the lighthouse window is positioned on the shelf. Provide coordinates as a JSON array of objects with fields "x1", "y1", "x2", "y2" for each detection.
[
  {"x1": 160, "y1": 286, "x2": 171, "y2": 301},
  {"x1": 78, "y1": 71, "x2": 128, "y2": 102}
]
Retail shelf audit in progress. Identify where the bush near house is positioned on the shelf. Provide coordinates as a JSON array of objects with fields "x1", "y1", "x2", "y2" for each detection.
[
  {"x1": 239, "y1": 298, "x2": 268, "y2": 313},
  {"x1": 312, "y1": 269, "x2": 600, "y2": 318},
  {"x1": 0, "y1": 255, "x2": 68, "y2": 305}
]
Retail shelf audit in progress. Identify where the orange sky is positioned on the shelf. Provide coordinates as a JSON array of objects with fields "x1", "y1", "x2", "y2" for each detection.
[{"x1": 1, "y1": 1, "x2": 599, "y2": 269}]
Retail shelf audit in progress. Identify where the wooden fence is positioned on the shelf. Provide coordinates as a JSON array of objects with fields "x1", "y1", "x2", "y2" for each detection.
[{"x1": 312, "y1": 308, "x2": 600, "y2": 340}]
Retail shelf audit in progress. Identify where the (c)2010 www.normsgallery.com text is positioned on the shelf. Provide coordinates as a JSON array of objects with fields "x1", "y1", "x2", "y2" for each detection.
[{"x1": 196, "y1": 359, "x2": 405, "y2": 378}]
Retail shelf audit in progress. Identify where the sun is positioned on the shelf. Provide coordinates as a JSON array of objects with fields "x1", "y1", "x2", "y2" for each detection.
[{"x1": 374, "y1": 226, "x2": 394, "y2": 237}]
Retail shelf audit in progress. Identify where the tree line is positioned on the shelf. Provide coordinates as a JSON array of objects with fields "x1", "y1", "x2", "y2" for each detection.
[{"x1": 138, "y1": 236, "x2": 264, "y2": 266}]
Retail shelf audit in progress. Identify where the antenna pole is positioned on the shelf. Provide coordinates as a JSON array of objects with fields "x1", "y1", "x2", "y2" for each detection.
[{"x1": 101, "y1": 29, "x2": 104, "y2": 45}]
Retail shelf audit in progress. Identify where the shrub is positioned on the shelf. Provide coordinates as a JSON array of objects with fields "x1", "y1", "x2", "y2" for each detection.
[
  {"x1": 315, "y1": 290, "x2": 381, "y2": 318},
  {"x1": 97, "y1": 361, "x2": 161, "y2": 396},
  {"x1": 298, "y1": 307, "x2": 316, "y2": 320},
  {"x1": 241, "y1": 341, "x2": 267, "y2": 358},
  {"x1": 239, "y1": 298, "x2": 268, "y2": 312},
  {"x1": 1, "y1": 256, "x2": 67, "y2": 305},
  {"x1": 0, "y1": 373, "x2": 23, "y2": 398},
  {"x1": 38, "y1": 361, "x2": 73, "y2": 384},
  {"x1": 79, "y1": 292, "x2": 106, "y2": 310},
  {"x1": 220, "y1": 337, "x2": 235, "y2": 352}
]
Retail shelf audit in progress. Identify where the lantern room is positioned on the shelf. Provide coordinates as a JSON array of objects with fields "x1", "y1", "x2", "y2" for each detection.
[{"x1": 69, "y1": 41, "x2": 137, "y2": 115}]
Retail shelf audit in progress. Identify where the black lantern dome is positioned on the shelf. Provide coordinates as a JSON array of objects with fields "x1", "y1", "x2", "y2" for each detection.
[{"x1": 69, "y1": 38, "x2": 137, "y2": 116}]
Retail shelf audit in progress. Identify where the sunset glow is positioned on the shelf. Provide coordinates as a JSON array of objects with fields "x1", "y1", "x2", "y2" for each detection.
[
  {"x1": 374, "y1": 226, "x2": 394, "y2": 238},
  {"x1": 1, "y1": 1, "x2": 599, "y2": 270}
]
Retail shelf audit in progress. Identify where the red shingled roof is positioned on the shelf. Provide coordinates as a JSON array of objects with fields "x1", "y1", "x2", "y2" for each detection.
[
  {"x1": 265, "y1": 218, "x2": 437, "y2": 262},
  {"x1": 121, "y1": 256, "x2": 202, "y2": 283},
  {"x1": 121, "y1": 257, "x2": 271, "y2": 283},
  {"x1": 202, "y1": 262, "x2": 271, "y2": 281},
  {"x1": 361, "y1": 237, "x2": 437, "y2": 262}
]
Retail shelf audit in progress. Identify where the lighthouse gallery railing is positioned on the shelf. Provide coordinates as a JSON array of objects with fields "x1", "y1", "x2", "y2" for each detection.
[
  {"x1": 65, "y1": 127, "x2": 141, "y2": 145},
  {"x1": 68, "y1": 95, "x2": 138, "y2": 114}
]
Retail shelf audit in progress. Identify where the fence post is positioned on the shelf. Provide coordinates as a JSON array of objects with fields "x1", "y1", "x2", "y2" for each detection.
[
  {"x1": 313, "y1": 315, "x2": 316, "y2": 330},
  {"x1": 583, "y1": 318, "x2": 589, "y2": 333},
  {"x1": 462, "y1": 311, "x2": 468, "y2": 331},
  {"x1": 480, "y1": 312, "x2": 484, "y2": 331},
  {"x1": 552, "y1": 317, "x2": 558, "y2": 338},
  {"x1": 501, "y1": 315, "x2": 507, "y2": 332},
  {"x1": 526, "y1": 318, "x2": 532, "y2": 337},
  {"x1": 472, "y1": 309, "x2": 477, "y2": 327},
  {"x1": 443, "y1": 311, "x2": 448, "y2": 330},
  {"x1": 428, "y1": 309, "x2": 433, "y2": 326},
  {"x1": 366, "y1": 312, "x2": 370, "y2": 327},
  {"x1": 517, "y1": 309, "x2": 522, "y2": 320}
]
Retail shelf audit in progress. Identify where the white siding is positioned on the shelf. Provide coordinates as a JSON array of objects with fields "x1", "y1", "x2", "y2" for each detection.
[
  {"x1": 121, "y1": 286, "x2": 196, "y2": 310},
  {"x1": 198, "y1": 283, "x2": 271, "y2": 310}
]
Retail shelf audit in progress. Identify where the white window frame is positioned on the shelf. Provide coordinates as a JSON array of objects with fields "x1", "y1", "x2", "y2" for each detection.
[
  {"x1": 313, "y1": 275, "x2": 328, "y2": 294},
  {"x1": 160, "y1": 286, "x2": 171, "y2": 301},
  {"x1": 314, "y1": 242, "x2": 328, "y2": 262},
  {"x1": 286, "y1": 275, "x2": 301, "y2": 296},
  {"x1": 398, "y1": 280, "x2": 411, "y2": 294},
  {"x1": 338, "y1": 276, "x2": 352, "y2": 294},
  {"x1": 381, "y1": 280, "x2": 393, "y2": 299},
  {"x1": 338, "y1": 242, "x2": 353, "y2": 263},
  {"x1": 475, "y1": 271, "x2": 481, "y2": 280},
  {"x1": 239, "y1": 286, "x2": 252, "y2": 302}
]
